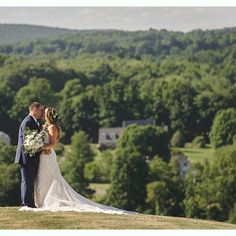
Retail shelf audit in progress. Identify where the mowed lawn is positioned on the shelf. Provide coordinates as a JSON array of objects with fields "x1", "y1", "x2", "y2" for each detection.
[
  {"x1": 172, "y1": 146, "x2": 214, "y2": 163},
  {"x1": 82, "y1": 143, "x2": 214, "y2": 164},
  {"x1": 89, "y1": 183, "x2": 110, "y2": 198},
  {"x1": 0, "y1": 207, "x2": 235, "y2": 229}
]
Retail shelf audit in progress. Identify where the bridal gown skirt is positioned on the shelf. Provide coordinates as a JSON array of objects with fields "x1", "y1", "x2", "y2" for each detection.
[{"x1": 19, "y1": 150, "x2": 134, "y2": 215}]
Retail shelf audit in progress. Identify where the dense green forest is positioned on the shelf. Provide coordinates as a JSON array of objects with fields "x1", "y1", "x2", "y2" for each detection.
[
  {"x1": 0, "y1": 24, "x2": 236, "y2": 223},
  {"x1": 0, "y1": 25, "x2": 236, "y2": 143}
]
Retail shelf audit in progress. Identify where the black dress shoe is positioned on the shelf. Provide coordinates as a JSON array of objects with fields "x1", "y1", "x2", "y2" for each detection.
[{"x1": 23, "y1": 204, "x2": 37, "y2": 208}]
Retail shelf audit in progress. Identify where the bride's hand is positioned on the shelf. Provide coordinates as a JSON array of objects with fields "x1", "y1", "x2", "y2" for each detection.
[
  {"x1": 42, "y1": 146, "x2": 51, "y2": 155},
  {"x1": 43, "y1": 149, "x2": 51, "y2": 155}
]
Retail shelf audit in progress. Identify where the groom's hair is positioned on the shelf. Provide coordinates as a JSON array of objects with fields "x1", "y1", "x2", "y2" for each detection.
[{"x1": 29, "y1": 102, "x2": 42, "y2": 111}]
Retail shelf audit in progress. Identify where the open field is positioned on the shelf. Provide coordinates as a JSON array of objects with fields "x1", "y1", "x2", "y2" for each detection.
[
  {"x1": 90, "y1": 183, "x2": 110, "y2": 197},
  {"x1": 172, "y1": 146, "x2": 214, "y2": 163},
  {"x1": 77, "y1": 144, "x2": 214, "y2": 164}
]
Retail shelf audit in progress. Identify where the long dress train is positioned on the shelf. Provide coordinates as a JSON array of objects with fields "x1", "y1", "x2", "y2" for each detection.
[{"x1": 19, "y1": 149, "x2": 134, "y2": 215}]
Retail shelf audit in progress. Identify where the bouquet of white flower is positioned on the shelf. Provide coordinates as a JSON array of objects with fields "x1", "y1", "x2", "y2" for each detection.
[{"x1": 23, "y1": 127, "x2": 48, "y2": 156}]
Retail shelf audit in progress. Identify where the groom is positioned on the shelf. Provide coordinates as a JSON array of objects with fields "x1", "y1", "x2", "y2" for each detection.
[{"x1": 15, "y1": 102, "x2": 44, "y2": 208}]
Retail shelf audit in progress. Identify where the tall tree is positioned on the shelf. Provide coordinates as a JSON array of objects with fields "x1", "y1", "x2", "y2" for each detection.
[
  {"x1": 60, "y1": 131, "x2": 95, "y2": 197},
  {"x1": 146, "y1": 157, "x2": 184, "y2": 216},
  {"x1": 106, "y1": 147, "x2": 148, "y2": 212},
  {"x1": 210, "y1": 108, "x2": 236, "y2": 148},
  {"x1": 58, "y1": 79, "x2": 84, "y2": 143},
  {"x1": 10, "y1": 77, "x2": 56, "y2": 122}
]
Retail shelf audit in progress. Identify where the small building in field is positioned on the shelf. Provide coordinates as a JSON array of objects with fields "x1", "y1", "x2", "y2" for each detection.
[{"x1": 98, "y1": 119, "x2": 157, "y2": 149}]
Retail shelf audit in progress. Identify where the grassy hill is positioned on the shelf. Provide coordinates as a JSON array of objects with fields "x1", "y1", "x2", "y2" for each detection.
[
  {"x1": 171, "y1": 145, "x2": 214, "y2": 163},
  {"x1": 0, "y1": 24, "x2": 78, "y2": 44},
  {"x1": 0, "y1": 207, "x2": 235, "y2": 229}
]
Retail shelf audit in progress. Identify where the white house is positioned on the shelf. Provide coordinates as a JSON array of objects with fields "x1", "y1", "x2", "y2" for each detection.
[
  {"x1": 173, "y1": 153, "x2": 191, "y2": 176},
  {"x1": 98, "y1": 119, "x2": 157, "y2": 149}
]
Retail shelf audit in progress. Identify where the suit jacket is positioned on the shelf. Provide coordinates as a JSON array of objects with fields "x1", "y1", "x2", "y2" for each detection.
[{"x1": 15, "y1": 115, "x2": 41, "y2": 164}]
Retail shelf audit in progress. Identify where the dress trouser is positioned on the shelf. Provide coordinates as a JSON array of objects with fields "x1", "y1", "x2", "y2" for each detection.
[{"x1": 20, "y1": 157, "x2": 39, "y2": 207}]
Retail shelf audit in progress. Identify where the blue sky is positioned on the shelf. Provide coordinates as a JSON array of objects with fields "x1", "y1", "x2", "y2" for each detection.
[{"x1": 0, "y1": 7, "x2": 235, "y2": 31}]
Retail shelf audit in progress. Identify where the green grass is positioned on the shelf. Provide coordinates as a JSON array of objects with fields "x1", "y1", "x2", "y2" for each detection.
[
  {"x1": 0, "y1": 207, "x2": 235, "y2": 229},
  {"x1": 172, "y1": 146, "x2": 214, "y2": 163},
  {"x1": 92, "y1": 143, "x2": 214, "y2": 164},
  {"x1": 90, "y1": 183, "x2": 110, "y2": 197},
  {"x1": 63, "y1": 143, "x2": 214, "y2": 165}
]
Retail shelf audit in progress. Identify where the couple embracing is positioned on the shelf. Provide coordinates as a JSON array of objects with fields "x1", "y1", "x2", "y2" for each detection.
[{"x1": 15, "y1": 102, "x2": 132, "y2": 214}]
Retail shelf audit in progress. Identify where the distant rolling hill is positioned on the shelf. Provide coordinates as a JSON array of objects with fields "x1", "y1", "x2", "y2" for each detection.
[{"x1": 0, "y1": 24, "x2": 79, "y2": 44}]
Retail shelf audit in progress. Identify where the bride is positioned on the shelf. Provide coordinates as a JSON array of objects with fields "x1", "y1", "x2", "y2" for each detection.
[{"x1": 19, "y1": 107, "x2": 134, "y2": 215}]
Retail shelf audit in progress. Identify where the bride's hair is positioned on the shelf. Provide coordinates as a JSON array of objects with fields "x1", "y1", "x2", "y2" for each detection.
[{"x1": 45, "y1": 107, "x2": 60, "y2": 140}]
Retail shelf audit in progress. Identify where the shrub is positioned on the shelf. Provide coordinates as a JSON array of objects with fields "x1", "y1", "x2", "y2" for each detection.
[
  {"x1": 84, "y1": 162, "x2": 101, "y2": 182},
  {"x1": 184, "y1": 142, "x2": 192, "y2": 148},
  {"x1": 0, "y1": 164, "x2": 21, "y2": 206},
  {"x1": 192, "y1": 136, "x2": 206, "y2": 148},
  {"x1": 171, "y1": 130, "x2": 185, "y2": 147},
  {"x1": 0, "y1": 142, "x2": 20, "y2": 206}
]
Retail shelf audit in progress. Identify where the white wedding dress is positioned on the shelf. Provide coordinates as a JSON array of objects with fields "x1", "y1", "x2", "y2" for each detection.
[{"x1": 19, "y1": 136, "x2": 134, "y2": 215}]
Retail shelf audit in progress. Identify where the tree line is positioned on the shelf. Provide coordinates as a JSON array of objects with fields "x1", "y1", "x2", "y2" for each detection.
[{"x1": 0, "y1": 56, "x2": 235, "y2": 145}]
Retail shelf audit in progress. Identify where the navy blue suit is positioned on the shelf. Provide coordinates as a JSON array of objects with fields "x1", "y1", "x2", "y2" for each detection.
[{"x1": 15, "y1": 115, "x2": 41, "y2": 207}]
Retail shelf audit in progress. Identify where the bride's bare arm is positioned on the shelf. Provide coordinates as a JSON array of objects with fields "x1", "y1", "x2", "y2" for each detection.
[{"x1": 44, "y1": 125, "x2": 58, "y2": 150}]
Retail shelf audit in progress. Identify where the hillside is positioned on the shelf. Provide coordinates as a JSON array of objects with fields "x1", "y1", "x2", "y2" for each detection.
[
  {"x1": 0, "y1": 24, "x2": 235, "y2": 60},
  {"x1": 0, "y1": 24, "x2": 79, "y2": 44},
  {"x1": 0, "y1": 207, "x2": 235, "y2": 229}
]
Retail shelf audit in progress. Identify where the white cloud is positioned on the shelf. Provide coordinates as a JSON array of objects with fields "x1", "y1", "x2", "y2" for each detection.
[{"x1": 0, "y1": 7, "x2": 235, "y2": 31}]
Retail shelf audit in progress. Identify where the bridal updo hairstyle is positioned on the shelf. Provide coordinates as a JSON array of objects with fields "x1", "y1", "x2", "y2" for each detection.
[{"x1": 45, "y1": 107, "x2": 60, "y2": 140}]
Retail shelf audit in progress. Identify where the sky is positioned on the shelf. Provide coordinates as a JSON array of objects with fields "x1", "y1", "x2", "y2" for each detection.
[{"x1": 0, "y1": 7, "x2": 235, "y2": 32}]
